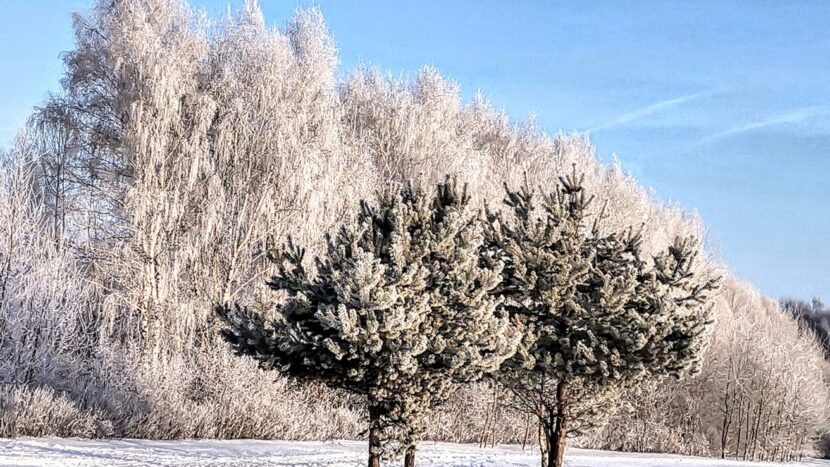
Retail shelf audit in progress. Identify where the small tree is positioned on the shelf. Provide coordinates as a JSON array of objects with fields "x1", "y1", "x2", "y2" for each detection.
[
  {"x1": 483, "y1": 169, "x2": 719, "y2": 467},
  {"x1": 218, "y1": 179, "x2": 519, "y2": 467}
]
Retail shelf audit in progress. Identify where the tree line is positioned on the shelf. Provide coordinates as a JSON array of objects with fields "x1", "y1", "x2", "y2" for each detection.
[{"x1": 0, "y1": 0, "x2": 827, "y2": 463}]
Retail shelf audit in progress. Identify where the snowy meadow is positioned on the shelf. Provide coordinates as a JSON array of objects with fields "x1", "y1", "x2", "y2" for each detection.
[
  {"x1": 1, "y1": 1, "x2": 829, "y2": 466},
  {"x1": 3, "y1": 439, "x2": 830, "y2": 467}
]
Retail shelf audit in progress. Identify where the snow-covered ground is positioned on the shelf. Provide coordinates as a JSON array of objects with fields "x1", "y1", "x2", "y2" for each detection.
[{"x1": 1, "y1": 438, "x2": 828, "y2": 467}]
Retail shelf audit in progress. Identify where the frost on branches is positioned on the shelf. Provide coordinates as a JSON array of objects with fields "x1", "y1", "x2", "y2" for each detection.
[
  {"x1": 482, "y1": 169, "x2": 720, "y2": 467},
  {"x1": 3, "y1": 0, "x2": 821, "y2": 462},
  {"x1": 218, "y1": 179, "x2": 520, "y2": 467}
]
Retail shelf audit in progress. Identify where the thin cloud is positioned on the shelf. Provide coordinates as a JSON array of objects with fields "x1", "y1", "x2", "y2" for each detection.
[
  {"x1": 705, "y1": 106, "x2": 830, "y2": 143},
  {"x1": 585, "y1": 89, "x2": 714, "y2": 134}
]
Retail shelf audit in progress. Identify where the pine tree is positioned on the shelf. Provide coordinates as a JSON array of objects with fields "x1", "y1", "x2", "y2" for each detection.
[
  {"x1": 482, "y1": 168, "x2": 719, "y2": 467},
  {"x1": 218, "y1": 178, "x2": 519, "y2": 467}
]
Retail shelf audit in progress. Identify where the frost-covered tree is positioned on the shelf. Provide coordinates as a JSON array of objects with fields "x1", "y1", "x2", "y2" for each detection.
[
  {"x1": 4, "y1": 0, "x2": 826, "y2": 455},
  {"x1": 219, "y1": 178, "x2": 519, "y2": 467},
  {"x1": 0, "y1": 138, "x2": 97, "y2": 429},
  {"x1": 483, "y1": 169, "x2": 719, "y2": 467}
]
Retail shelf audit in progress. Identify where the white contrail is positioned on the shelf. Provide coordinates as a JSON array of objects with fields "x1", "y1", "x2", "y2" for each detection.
[
  {"x1": 705, "y1": 105, "x2": 830, "y2": 143},
  {"x1": 585, "y1": 89, "x2": 714, "y2": 134}
]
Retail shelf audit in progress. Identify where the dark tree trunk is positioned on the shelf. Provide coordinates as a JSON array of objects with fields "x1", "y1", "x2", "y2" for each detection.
[
  {"x1": 368, "y1": 405, "x2": 381, "y2": 467},
  {"x1": 550, "y1": 381, "x2": 569, "y2": 467},
  {"x1": 538, "y1": 419, "x2": 553, "y2": 467},
  {"x1": 720, "y1": 378, "x2": 732, "y2": 458},
  {"x1": 404, "y1": 446, "x2": 415, "y2": 467},
  {"x1": 735, "y1": 395, "x2": 744, "y2": 459},
  {"x1": 538, "y1": 415, "x2": 551, "y2": 467},
  {"x1": 537, "y1": 381, "x2": 570, "y2": 467}
]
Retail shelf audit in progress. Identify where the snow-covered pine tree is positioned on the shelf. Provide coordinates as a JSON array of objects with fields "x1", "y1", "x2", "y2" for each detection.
[
  {"x1": 482, "y1": 168, "x2": 719, "y2": 467},
  {"x1": 218, "y1": 178, "x2": 519, "y2": 467}
]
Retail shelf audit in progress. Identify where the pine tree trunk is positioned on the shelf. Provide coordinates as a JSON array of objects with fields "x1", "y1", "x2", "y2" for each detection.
[
  {"x1": 538, "y1": 416, "x2": 551, "y2": 467},
  {"x1": 537, "y1": 408, "x2": 562, "y2": 467},
  {"x1": 404, "y1": 446, "x2": 415, "y2": 467},
  {"x1": 550, "y1": 381, "x2": 569, "y2": 467},
  {"x1": 368, "y1": 405, "x2": 381, "y2": 467}
]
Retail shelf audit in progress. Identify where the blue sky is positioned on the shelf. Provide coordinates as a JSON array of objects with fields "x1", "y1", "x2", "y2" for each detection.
[{"x1": 1, "y1": 1, "x2": 828, "y2": 301}]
